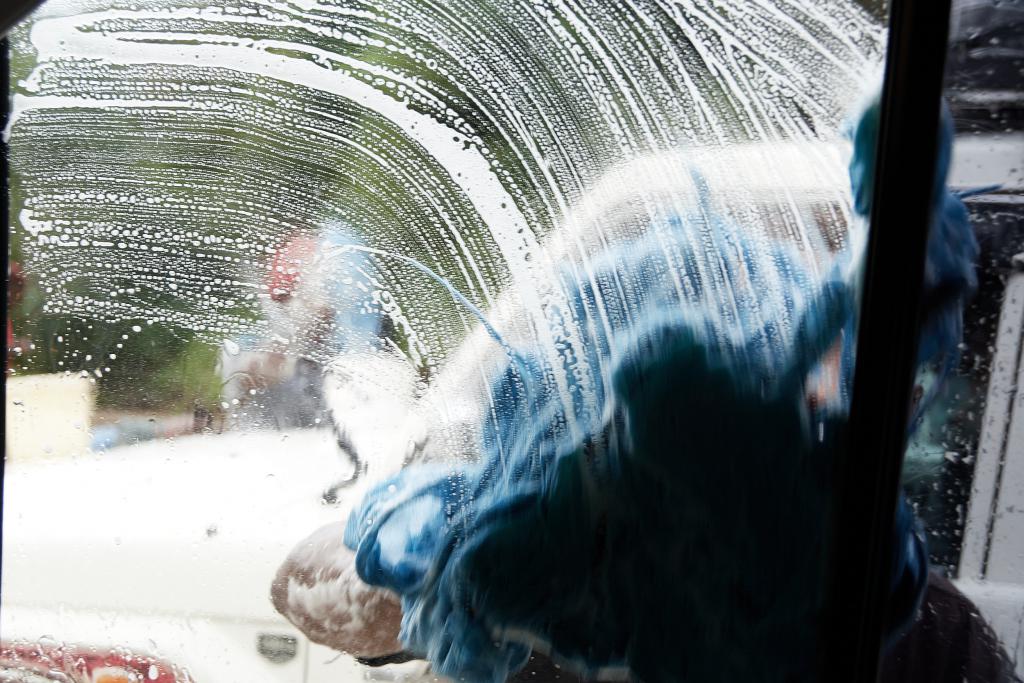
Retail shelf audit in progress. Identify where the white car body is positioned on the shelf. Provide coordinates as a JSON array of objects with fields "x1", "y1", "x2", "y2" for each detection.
[{"x1": 2, "y1": 428, "x2": 433, "y2": 682}]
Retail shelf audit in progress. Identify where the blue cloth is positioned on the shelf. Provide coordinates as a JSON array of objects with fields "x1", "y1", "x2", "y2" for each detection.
[
  {"x1": 343, "y1": 93, "x2": 972, "y2": 682},
  {"x1": 846, "y1": 92, "x2": 971, "y2": 644},
  {"x1": 847, "y1": 93, "x2": 978, "y2": 373}
]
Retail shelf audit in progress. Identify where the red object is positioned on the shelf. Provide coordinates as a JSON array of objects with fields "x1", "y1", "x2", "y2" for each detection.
[
  {"x1": 267, "y1": 235, "x2": 318, "y2": 302},
  {"x1": 0, "y1": 641, "x2": 192, "y2": 682}
]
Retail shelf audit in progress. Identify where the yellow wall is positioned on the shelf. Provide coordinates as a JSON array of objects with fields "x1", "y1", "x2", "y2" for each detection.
[{"x1": 6, "y1": 374, "x2": 95, "y2": 460}]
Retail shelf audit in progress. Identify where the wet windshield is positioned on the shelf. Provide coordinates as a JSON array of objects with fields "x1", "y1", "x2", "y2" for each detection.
[{"x1": 6, "y1": 1, "x2": 1020, "y2": 682}]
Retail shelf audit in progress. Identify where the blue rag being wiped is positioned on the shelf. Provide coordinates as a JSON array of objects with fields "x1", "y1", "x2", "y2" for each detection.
[{"x1": 342, "y1": 93, "x2": 974, "y2": 683}]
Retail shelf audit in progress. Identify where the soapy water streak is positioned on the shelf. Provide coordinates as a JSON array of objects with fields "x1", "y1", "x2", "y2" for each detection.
[
  {"x1": 323, "y1": 242, "x2": 531, "y2": 376},
  {"x1": 9, "y1": 0, "x2": 883, "y2": 416}
]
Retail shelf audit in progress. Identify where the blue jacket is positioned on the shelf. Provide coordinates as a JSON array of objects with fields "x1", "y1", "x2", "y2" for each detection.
[{"x1": 343, "y1": 93, "x2": 970, "y2": 682}]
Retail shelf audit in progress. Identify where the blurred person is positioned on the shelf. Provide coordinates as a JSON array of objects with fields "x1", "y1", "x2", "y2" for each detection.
[
  {"x1": 270, "y1": 90, "x2": 998, "y2": 682},
  {"x1": 219, "y1": 222, "x2": 385, "y2": 431}
]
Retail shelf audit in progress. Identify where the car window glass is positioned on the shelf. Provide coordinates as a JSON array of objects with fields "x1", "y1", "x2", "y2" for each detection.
[{"x1": 18, "y1": 1, "x2": 1017, "y2": 682}]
